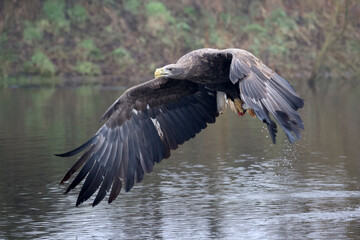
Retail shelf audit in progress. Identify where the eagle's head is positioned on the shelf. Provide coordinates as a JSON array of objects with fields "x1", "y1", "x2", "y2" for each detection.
[{"x1": 154, "y1": 64, "x2": 187, "y2": 79}]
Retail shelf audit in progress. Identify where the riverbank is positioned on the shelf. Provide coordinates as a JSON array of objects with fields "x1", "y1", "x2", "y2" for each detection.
[
  {"x1": 0, "y1": 75, "x2": 126, "y2": 88},
  {"x1": 1, "y1": 1, "x2": 359, "y2": 88}
]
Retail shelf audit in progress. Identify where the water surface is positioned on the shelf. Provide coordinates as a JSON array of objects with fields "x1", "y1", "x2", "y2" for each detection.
[{"x1": 0, "y1": 82, "x2": 359, "y2": 239}]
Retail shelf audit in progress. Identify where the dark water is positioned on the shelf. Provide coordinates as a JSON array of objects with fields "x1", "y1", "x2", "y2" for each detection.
[{"x1": 0, "y1": 82, "x2": 359, "y2": 239}]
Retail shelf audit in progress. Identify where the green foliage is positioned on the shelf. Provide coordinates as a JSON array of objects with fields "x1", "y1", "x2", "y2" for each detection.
[
  {"x1": 105, "y1": 25, "x2": 113, "y2": 33},
  {"x1": 24, "y1": 51, "x2": 56, "y2": 76},
  {"x1": 42, "y1": 0, "x2": 69, "y2": 32},
  {"x1": 145, "y1": 2, "x2": 174, "y2": 34},
  {"x1": 268, "y1": 44, "x2": 289, "y2": 56},
  {"x1": 0, "y1": 33, "x2": 8, "y2": 44},
  {"x1": 68, "y1": 5, "x2": 88, "y2": 23},
  {"x1": 206, "y1": 14, "x2": 224, "y2": 46},
  {"x1": 346, "y1": 40, "x2": 360, "y2": 52},
  {"x1": 265, "y1": 8, "x2": 297, "y2": 34},
  {"x1": 265, "y1": 8, "x2": 296, "y2": 58},
  {"x1": 220, "y1": 13, "x2": 232, "y2": 27},
  {"x1": 73, "y1": 61, "x2": 101, "y2": 75},
  {"x1": 78, "y1": 38, "x2": 96, "y2": 50},
  {"x1": 0, "y1": 34, "x2": 16, "y2": 77},
  {"x1": 248, "y1": 37, "x2": 262, "y2": 56},
  {"x1": 183, "y1": 6, "x2": 197, "y2": 21},
  {"x1": 244, "y1": 24, "x2": 267, "y2": 36},
  {"x1": 184, "y1": 35, "x2": 203, "y2": 49},
  {"x1": 245, "y1": 8, "x2": 296, "y2": 60},
  {"x1": 77, "y1": 38, "x2": 102, "y2": 60},
  {"x1": 176, "y1": 22, "x2": 190, "y2": 31},
  {"x1": 38, "y1": 19, "x2": 51, "y2": 32},
  {"x1": 43, "y1": 0, "x2": 65, "y2": 21},
  {"x1": 145, "y1": 1, "x2": 173, "y2": 22},
  {"x1": 125, "y1": 0, "x2": 140, "y2": 14},
  {"x1": 23, "y1": 21, "x2": 43, "y2": 43},
  {"x1": 146, "y1": 2, "x2": 167, "y2": 16},
  {"x1": 111, "y1": 47, "x2": 135, "y2": 74},
  {"x1": 72, "y1": 39, "x2": 103, "y2": 76},
  {"x1": 112, "y1": 47, "x2": 131, "y2": 58},
  {"x1": 31, "y1": 52, "x2": 56, "y2": 75}
]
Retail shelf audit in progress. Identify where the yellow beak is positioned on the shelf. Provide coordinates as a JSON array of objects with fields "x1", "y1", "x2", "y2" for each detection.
[{"x1": 154, "y1": 68, "x2": 164, "y2": 78}]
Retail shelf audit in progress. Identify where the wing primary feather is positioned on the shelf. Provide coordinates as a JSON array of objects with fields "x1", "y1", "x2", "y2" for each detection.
[
  {"x1": 156, "y1": 114, "x2": 178, "y2": 150},
  {"x1": 108, "y1": 140, "x2": 123, "y2": 204},
  {"x1": 65, "y1": 154, "x2": 97, "y2": 194},
  {"x1": 108, "y1": 176, "x2": 122, "y2": 204},
  {"x1": 251, "y1": 101, "x2": 278, "y2": 144},
  {"x1": 173, "y1": 107, "x2": 196, "y2": 139},
  {"x1": 181, "y1": 102, "x2": 206, "y2": 131},
  {"x1": 161, "y1": 111, "x2": 184, "y2": 145},
  {"x1": 144, "y1": 117, "x2": 163, "y2": 162},
  {"x1": 93, "y1": 170, "x2": 113, "y2": 206},
  {"x1": 55, "y1": 135, "x2": 98, "y2": 157},
  {"x1": 126, "y1": 124, "x2": 136, "y2": 189},
  {"x1": 165, "y1": 110, "x2": 188, "y2": 144},
  {"x1": 129, "y1": 118, "x2": 145, "y2": 183},
  {"x1": 60, "y1": 143, "x2": 97, "y2": 184},
  {"x1": 179, "y1": 105, "x2": 203, "y2": 134},
  {"x1": 77, "y1": 159, "x2": 102, "y2": 199},
  {"x1": 193, "y1": 101, "x2": 217, "y2": 124},
  {"x1": 76, "y1": 141, "x2": 114, "y2": 206},
  {"x1": 269, "y1": 77, "x2": 304, "y2": 110},
  {"x1": 135, "y1": 121, "x2": 154, "y2": 173},
  {"x1": 65, "y1": 139, "x2": 106, "y2": 194},
  {"x1": 170, "y1": 108, "x2": 193, "y2": 141},
  {"x1": 121, "y1": 136, "x2": 134, "y2": 192},
  {"x1": 139, "y1": 117, "x2": 156, "y2": 160},
  {"x1": 92, "y1": 130, "x2": 119, "y2": 206},
  {"x1": 92, "y1": 139, "x2": 119, "y2": 206}
]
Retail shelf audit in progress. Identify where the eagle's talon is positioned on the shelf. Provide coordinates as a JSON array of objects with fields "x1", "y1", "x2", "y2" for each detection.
[
  {"x1": 248, "y1": 109, "x2": 256, "y2": 118},
  {"x1": 234, "y1": 99, "x2": 245, "y2": 115}
]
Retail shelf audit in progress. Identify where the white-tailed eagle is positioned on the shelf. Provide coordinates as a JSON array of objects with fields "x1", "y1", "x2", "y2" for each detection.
[{"x1": 56, "y1": 48, "x2": 304, "y2": 206}]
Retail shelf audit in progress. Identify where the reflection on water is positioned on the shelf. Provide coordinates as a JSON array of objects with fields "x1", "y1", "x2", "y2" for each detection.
[{"x1": 0, "y1": 82, "x2": 359, "y2": 239}]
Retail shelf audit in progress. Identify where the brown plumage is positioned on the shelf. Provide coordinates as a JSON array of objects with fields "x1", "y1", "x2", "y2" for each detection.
[{"x1": 56, "y1": 48, "x2": 304, "y2": 206}]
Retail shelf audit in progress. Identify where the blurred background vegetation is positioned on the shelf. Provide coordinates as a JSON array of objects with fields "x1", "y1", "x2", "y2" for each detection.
[{"x1": 0, "y1": 0, "x2": 359, "y2": 88}]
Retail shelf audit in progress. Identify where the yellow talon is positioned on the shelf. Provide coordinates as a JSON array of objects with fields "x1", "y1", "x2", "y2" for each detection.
[
  {"x1": 248, "y1": 109, "x2": 256, "y2": 118},
  {"x1": 234, "y1": 99, "x2": 244, "y2": 115},
  {"x1": 231, "y1": 98, "x2": 256, "y2": 118}
]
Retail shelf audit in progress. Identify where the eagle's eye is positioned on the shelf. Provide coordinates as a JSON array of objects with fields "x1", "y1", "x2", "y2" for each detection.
[{"x1": 168, "y1": 68, "x2": 173, "y2": 71}]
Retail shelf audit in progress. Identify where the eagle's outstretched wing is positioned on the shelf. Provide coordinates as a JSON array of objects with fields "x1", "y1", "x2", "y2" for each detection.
[{"x1": 56, "y1": 77, "x2": 219, "y2": 206}]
